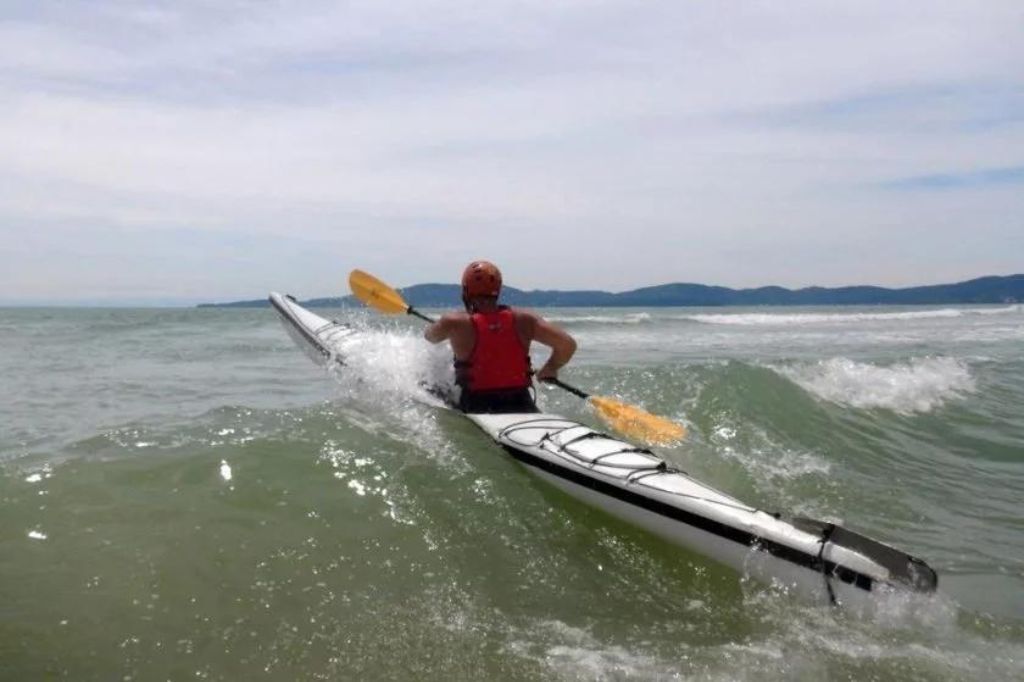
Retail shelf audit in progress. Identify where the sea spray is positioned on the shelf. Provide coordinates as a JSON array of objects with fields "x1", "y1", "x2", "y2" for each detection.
[{"x1": 772, "y1": 357, "x2": 976, "y2": 414}]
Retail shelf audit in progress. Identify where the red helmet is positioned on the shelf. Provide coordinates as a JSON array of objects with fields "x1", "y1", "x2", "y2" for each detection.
[{"x1": 461, "y1": 260, "x2": 502, "y2": 298}]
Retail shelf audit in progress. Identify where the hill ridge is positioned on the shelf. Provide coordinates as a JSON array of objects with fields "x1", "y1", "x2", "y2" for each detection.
[{"x1": 200, "y1": 274, "x2": 1024, "y2": 308}]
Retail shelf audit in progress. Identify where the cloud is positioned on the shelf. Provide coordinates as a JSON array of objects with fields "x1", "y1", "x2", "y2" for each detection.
[
  {"x1": 1, "y1": 0, "x2": 1022, "y2": 302},
  {"x1": 879, "y1": 165, "x2": 1024, "y2": 191}
]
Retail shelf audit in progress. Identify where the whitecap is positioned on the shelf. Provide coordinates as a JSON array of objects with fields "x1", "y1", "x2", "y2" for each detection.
[
  {"x1": 683, "y1": 305, "x2": 1021, "y2": 326},
  {"x1": 773, "y1": 357, "x2": 975, "y2": 414},
  {"x1": 544, "y1": 313, "x2": 653, "y2": 325}
]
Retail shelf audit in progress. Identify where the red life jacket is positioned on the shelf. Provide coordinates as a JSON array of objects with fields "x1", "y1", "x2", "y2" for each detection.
[{"x1": 456, "y1": 307, "x2": 532, "y2": 392}]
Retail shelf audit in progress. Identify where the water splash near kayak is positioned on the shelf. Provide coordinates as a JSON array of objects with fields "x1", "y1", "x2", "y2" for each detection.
[{"x1": 306, "y1": 320, "x2": 478, "y2": 471}]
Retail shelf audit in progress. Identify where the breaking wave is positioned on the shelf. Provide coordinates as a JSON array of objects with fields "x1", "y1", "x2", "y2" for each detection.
[
  {"x1": 544, "y1": 313, "x2": 653, "y2": 325},
  {"x1": 771, "y1": 357, "x2": 976, "y2": 414},
  {"x1": 683, "y1": 305, "x2": 1021, "y2": 326}
]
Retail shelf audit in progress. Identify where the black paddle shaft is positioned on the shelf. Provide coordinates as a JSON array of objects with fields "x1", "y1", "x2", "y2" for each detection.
[
  {"x1": 541, "y1": 377, "x2": 590, "y2": 400},
  {"x1": 408, "y1": 308, "x2": 435, "y2": 323}
]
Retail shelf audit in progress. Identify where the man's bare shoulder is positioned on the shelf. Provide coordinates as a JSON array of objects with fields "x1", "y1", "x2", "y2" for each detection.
[
  {"x1": 425, "y1": 310, "x2": 472, "y2": 343},
  {"x1": 438, "y1": 311, "x2": 475, "y2": 337},
  {"x1": 440, "y1": 311, "x2": 471, "y2": 324},
  {"x1": 511, "y1": 307, "x2": 540, "y2": 336},
  {"x1": 511, "y1": 307, "x2": 541, "y2": 322}
]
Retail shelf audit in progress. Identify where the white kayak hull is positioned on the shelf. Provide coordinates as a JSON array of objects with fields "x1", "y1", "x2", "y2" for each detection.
[{"x1": 269, "y1": 292, "x2": 938, "y2": 610}]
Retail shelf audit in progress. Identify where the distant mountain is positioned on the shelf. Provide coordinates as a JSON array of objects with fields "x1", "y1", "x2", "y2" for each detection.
[{"x1": 199, "y1": 274, "x2": 1024, "y2": 308}]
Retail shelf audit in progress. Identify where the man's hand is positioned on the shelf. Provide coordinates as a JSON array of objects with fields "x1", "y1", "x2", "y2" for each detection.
[
  {"x1": 531, "y1": 315, "x2": 576, "y2": 382},
  {"x1": 535, "y1": 366, "x2": 559, "y2": 382}
]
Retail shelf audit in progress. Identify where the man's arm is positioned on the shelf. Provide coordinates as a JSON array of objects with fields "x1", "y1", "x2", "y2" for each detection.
[
  {"x1": 424, "y1": 313, "x2": 458, "y2": 344},
  {"x1": 530, "y1": 315, "x2": 577, "y2": 380}
]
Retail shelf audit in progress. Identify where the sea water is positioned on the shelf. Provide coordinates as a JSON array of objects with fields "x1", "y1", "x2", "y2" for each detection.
[{"x1": 1, "y1": 303, "x2": 1022, "y2": 680}]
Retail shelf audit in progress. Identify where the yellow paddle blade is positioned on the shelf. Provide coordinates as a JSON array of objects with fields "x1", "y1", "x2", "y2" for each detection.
[
  {"x1": 349, "y1": 269, "x2": 410, "y2": 315},
  {"x1": 589, "y1": 396, "x2": 686, "y2": 446}
]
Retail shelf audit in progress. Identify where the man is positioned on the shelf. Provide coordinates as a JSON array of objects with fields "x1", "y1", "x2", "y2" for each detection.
[{"x1": 424, "y1": 260, "x2": 577, "y2": 413}]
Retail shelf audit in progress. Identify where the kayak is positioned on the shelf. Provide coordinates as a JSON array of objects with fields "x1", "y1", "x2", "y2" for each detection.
[{"x1": 269, "y1": 292, "x2": 938, "y2": 609}]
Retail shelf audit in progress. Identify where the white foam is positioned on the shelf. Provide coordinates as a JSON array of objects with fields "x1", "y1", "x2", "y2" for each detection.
[
  {"x1": 513, "y1": 620, "x2": 684, "y2": 680},
  {"x1": 327, "y1": 325, "x2": 450, "y2": 401},
  {"x1": 24, "y1": 467, "x2": 52, "y2": 483},
  {"x1": 722, "y1": 442, "x2": 832, "y2": 482},
  {"x1": 683, "y1": 305, "x2": 1021, "y2": 326},
  {"x1": 316, "y1": 324, "x2": 472, "y2": 471},
  {"x1": 710, "y1": 420, "x2": 834, "y2": 515},
  {"x1": 545, "y1": 312, "x2": 653, "y2": 325},
  {"x1": 774, "y1": 357, "x2": 975, "y2": 414}
]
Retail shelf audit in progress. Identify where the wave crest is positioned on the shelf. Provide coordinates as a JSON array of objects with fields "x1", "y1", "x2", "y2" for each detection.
[
  {"x1": 685, "y1": 305, "x2": 1021, "y2": 326},
  {"x1": 772, "y1": 357, "x2": 975, "y2": 414},
  {"x1": 544, "y1": 313, "x2": 653, "y2": 325}
]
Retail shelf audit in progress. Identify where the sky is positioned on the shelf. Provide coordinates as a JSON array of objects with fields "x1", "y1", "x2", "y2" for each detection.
[{"x1": 1, "y1": 1, "x2": 1022, "y2": 305}]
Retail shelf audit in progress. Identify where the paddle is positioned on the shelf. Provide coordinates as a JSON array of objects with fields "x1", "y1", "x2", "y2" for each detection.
[
  {"x1": 347, "y1": 269, "x2": 687, "y2": 446},
  {"x1": 538, "y1": 377, "x2": 686, "y2": 446},
  {"x1": 349, "y1": 269, "x2": 435, "y2": 323}
]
